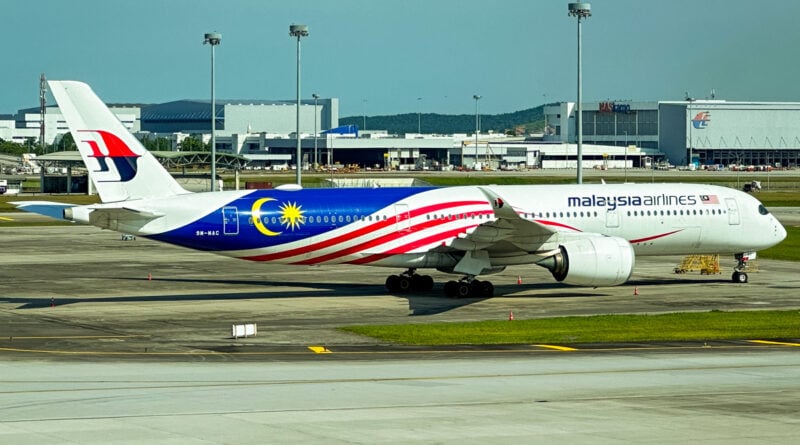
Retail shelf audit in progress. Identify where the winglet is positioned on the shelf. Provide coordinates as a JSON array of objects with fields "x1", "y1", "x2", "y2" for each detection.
[{"x1": 477, "y1": 186, "x2": 527, "y2": 221}]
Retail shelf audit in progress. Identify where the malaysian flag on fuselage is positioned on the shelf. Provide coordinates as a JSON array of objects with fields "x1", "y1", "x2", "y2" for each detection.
[{"x1": 700, "y1": 194, "x2": 719, "y2": 204}]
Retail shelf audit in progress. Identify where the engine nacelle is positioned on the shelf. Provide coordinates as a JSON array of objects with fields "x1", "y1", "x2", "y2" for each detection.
[{"x1": 536, "y1": 236, "x2": 635, "y2": 286}]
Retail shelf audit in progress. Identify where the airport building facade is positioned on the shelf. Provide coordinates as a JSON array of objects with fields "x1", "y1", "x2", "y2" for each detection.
[
  {"x1": 5, "y1": 96, "x2": 800, "y2": 171},
  {"x1": 544, "y1": 100, "x2": 800, "y2": 169}
]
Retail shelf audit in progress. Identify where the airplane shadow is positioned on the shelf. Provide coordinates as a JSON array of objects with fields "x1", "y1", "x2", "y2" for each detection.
[
  {"x1": 2, "y1": 275, "x2": 479, "y2": 316},
  {"x1": 3, "y1": 275, "x2": 733, "y2": 315}
]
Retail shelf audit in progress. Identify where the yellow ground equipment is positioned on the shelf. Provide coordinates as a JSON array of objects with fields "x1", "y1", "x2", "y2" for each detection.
[{"x1": 674, "y1": 254, "x2": 721, "y2": 275}]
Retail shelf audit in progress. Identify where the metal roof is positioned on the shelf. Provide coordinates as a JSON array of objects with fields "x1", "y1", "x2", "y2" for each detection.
[{"x1": 35, "y1": 150, "x2": 248, "y2": 169}]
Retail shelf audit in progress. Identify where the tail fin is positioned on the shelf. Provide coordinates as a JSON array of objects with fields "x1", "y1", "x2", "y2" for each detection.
[{"x1": 48, "y1": 80, "x2": 188, "y2": 203}]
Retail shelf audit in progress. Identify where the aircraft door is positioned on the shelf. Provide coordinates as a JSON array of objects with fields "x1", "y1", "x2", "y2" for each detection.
[
  {"x1": 605, "y1": 208, "x2": 620, "y2": 228},
  {"x1": 725, "y1": 198, "x2": 740, "y2": 225},
  {"x1": 394, "y1": 204, "x2": 411, "y2": 232},
  {"x1": 222, "y1": 206, "x2": 239, "y2": 235}
]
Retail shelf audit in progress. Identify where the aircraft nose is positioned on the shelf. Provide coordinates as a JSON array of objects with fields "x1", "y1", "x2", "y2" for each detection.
[{"x1": 776, "y1": 220, "x2": 787, "y2": 242}]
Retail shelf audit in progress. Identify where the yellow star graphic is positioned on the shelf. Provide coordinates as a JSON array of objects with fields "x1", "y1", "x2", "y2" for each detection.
[{"x1": 279, "y1": 201, "x2": 305, "y2": 231}]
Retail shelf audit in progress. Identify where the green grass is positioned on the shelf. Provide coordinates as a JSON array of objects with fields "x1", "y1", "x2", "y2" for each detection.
[
  {"x1": 339, "y1": 311, "x2": 800, "y2": 345},
  {"x1": 756, "y1": 192, "x2": 800, "y2": 207}
]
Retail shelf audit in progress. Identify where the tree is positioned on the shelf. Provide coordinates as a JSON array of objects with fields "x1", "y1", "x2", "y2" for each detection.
[
  {"x1": 179, "y1": 135, "x2": 209, "y2": 152},
  {"x1": 54, "y1": 132, "x2": 76, "y2": 152},
  {"x1": 0, "y1": 138, "x2": 27, "y2": 155}
]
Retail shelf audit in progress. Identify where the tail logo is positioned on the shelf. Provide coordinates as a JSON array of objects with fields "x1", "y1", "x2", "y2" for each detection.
[{"x1": 78, "y1": 130, "x2": 141, "y2": 182}]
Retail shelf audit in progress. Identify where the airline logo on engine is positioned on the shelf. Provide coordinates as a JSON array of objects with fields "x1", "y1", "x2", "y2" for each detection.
[{"x1": 567, "y1": 194, "x2": 698, "y2": 210}]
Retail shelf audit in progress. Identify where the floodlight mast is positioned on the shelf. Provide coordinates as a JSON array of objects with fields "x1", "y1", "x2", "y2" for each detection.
[
  {"x1": 312, "y1": 93, "x2": 319, "y2": 168},
  {"x1": 473, "y1": 94, "x2": 481, "y2": 170},
  {"x1": 290, "y1": 24, "x2": 309, "y2": 185},
  {"x1": 568, "y1": 2, "x2": 591, "y2": 184},
  {"x1": 203, "y1": 32, "x2": 221, "y2": 191}
]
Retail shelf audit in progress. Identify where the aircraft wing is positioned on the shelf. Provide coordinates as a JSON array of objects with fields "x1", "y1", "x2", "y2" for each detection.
[{"x1": 445, "y1": 187, "x2": 561, "y2": 255}]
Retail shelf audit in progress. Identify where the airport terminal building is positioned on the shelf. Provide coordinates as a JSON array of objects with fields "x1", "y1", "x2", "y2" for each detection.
[{"x1": 6, "y1": 95, "x2": 800, "y2": 171}]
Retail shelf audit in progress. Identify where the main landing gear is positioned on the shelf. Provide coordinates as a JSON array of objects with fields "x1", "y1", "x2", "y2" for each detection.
[
  {"x1": 731, "y1": 253, "x2": 750, "y2": 283},
  {"x1": 384, "y1": 270, "x2": 494, "y2": 298},
  {"x1": 385, "y1": 269, "x2": 434, "y2": 292},
  {"x1": 444, "y1": 277, "x2": 494, "y2": 298}
]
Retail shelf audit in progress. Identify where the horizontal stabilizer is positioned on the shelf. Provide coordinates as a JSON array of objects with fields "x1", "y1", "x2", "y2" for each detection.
[{"x1": 10, "y1": 201, "x2": 77, "y2": 221}]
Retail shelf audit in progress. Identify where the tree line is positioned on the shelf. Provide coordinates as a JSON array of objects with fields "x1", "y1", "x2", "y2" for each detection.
[
  {"x1": 339, "y1": 105, "x2": 547, "y2": 135},
  {"x1": 0, "y1": 133, "x2": 209, "y2": 156}
]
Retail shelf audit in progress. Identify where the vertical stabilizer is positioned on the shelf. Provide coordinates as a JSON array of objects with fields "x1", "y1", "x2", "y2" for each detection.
[{"x1": 48, "y1": 80, "x2": 189, "y2": 202}]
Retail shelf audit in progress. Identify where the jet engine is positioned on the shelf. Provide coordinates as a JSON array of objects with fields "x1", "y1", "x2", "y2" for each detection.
[{"x1": 536, "y1": 236, "x2": 635, "y2": 286}]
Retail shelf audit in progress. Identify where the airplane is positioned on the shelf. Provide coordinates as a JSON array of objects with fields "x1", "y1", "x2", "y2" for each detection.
[{"x1": 14, "y1": 81, "x2": 787, "y2": 298}]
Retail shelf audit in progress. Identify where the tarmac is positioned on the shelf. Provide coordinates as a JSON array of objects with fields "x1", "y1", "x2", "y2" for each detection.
[{"x1": 1, "y1": 212, "x2": 799, "y2": 443}]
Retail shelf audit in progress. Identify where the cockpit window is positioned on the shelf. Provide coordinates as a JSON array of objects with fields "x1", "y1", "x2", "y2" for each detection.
[{"x1": 758, "y1": 204, "x2": 770, "y2": 215}]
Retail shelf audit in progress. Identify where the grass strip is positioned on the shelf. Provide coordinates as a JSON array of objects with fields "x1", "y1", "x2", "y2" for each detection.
[{"x1": 339, "y1": 310, "x2": 800, "y2": 345}]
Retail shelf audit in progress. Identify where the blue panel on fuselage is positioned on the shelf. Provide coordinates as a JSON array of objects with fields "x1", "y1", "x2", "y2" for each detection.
[{"x1": 148, "y1": 187, "x2": 435, "y2": 252}]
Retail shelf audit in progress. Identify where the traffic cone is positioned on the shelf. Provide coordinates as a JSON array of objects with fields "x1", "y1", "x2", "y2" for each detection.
[
  {"x1": 633, "y1": 286, "x2": 639, "y2": 296},
  {"x1": 148, "y1": 272, "x2": 152, "y2": 281},
  {"x1": 517, "y1": 276, "x2": 522, "y2": 285},
  {"x1": 509, "y1": 311, "x2": 514, "y2": 321},
  {"x1": 50, "y1": 297, "x2": 55, "y2": 308}
]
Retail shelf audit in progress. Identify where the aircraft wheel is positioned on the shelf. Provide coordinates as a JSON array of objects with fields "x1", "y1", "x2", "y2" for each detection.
[
  {"x1": 444, "y1": 280, "x2": 458, "y2": 298},
  {"x1": 732, "y1": 271, "x2": 748, "y2": 283},
  {"x1": 385, "y1": 275, "x2": 400, "y2": 292},
  {"x1": 456, "y1": 282, "x2": 472, "y2": 298},
  {"x1": 416, "y1": 275, "x2": 434, "y2": 291},
  {"x1": 479, "y1": 280, "x2": 494, "y2": 298},
  {"x1": 398, "y1": 275, "x2": 413, "y2": 292}
]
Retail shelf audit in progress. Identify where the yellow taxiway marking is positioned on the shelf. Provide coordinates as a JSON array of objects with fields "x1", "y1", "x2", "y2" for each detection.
[
  {"x1": 533, "y1": 344, "x2": 577, "y2": 352},
  {"x1": 308, "y1": 346, "x2": 332, "y2": 354},
  {"x1": 749, "y1": 340, "x2": 800, "y2": 347},
  {"x1": 0, "y1": 216, "x2": 14, "y2": 221}
]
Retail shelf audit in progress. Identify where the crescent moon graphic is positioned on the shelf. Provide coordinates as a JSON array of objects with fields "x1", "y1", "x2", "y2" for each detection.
[{"x1": 252, "y1": 197, "x2": 282, "y2": 236}]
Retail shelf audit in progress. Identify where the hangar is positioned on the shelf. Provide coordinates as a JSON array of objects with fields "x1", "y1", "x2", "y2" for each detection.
[{"x1": 545, "y1": 99, "x2": 800, "y2": 169}]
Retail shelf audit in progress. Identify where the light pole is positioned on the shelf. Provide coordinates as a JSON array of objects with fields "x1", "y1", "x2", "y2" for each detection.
[
  {"x1": 362, "y1": 99, "x2": 367, "y2": 132},
  {"x1": 312, "y1": 93, "x2": 319, "y2": 168},
  {"x1": 290, "y1": 24, "x2": 308, "y2": 185},
  {"x1": 473, "y1": 94, "x2": 481, "y2": 170},
  {"x1": 568, "y1": 2, "x2": 591, "y2": 184},
  {"x1": 624, "y1": 130, "x2": 628, "y2": 183},
  {"x1": 686, "y1": 94, "x2": 695, "y2": 169},
  {"x1": 203, "y1": 32, "x2": 221, "y2": 191},
  {"x1": 417, "y1": 97, "x2": 422, "y2": 134}
]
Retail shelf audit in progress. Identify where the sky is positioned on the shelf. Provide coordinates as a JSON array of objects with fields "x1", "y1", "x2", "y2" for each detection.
[{"x1": 3, "y1": 0, "x2": 800, "y2": 117}]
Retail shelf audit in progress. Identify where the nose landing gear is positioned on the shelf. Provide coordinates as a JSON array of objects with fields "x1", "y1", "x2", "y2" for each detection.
[{"x1": 731, "y1": 252, "x2": 753, "y2": 283}]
